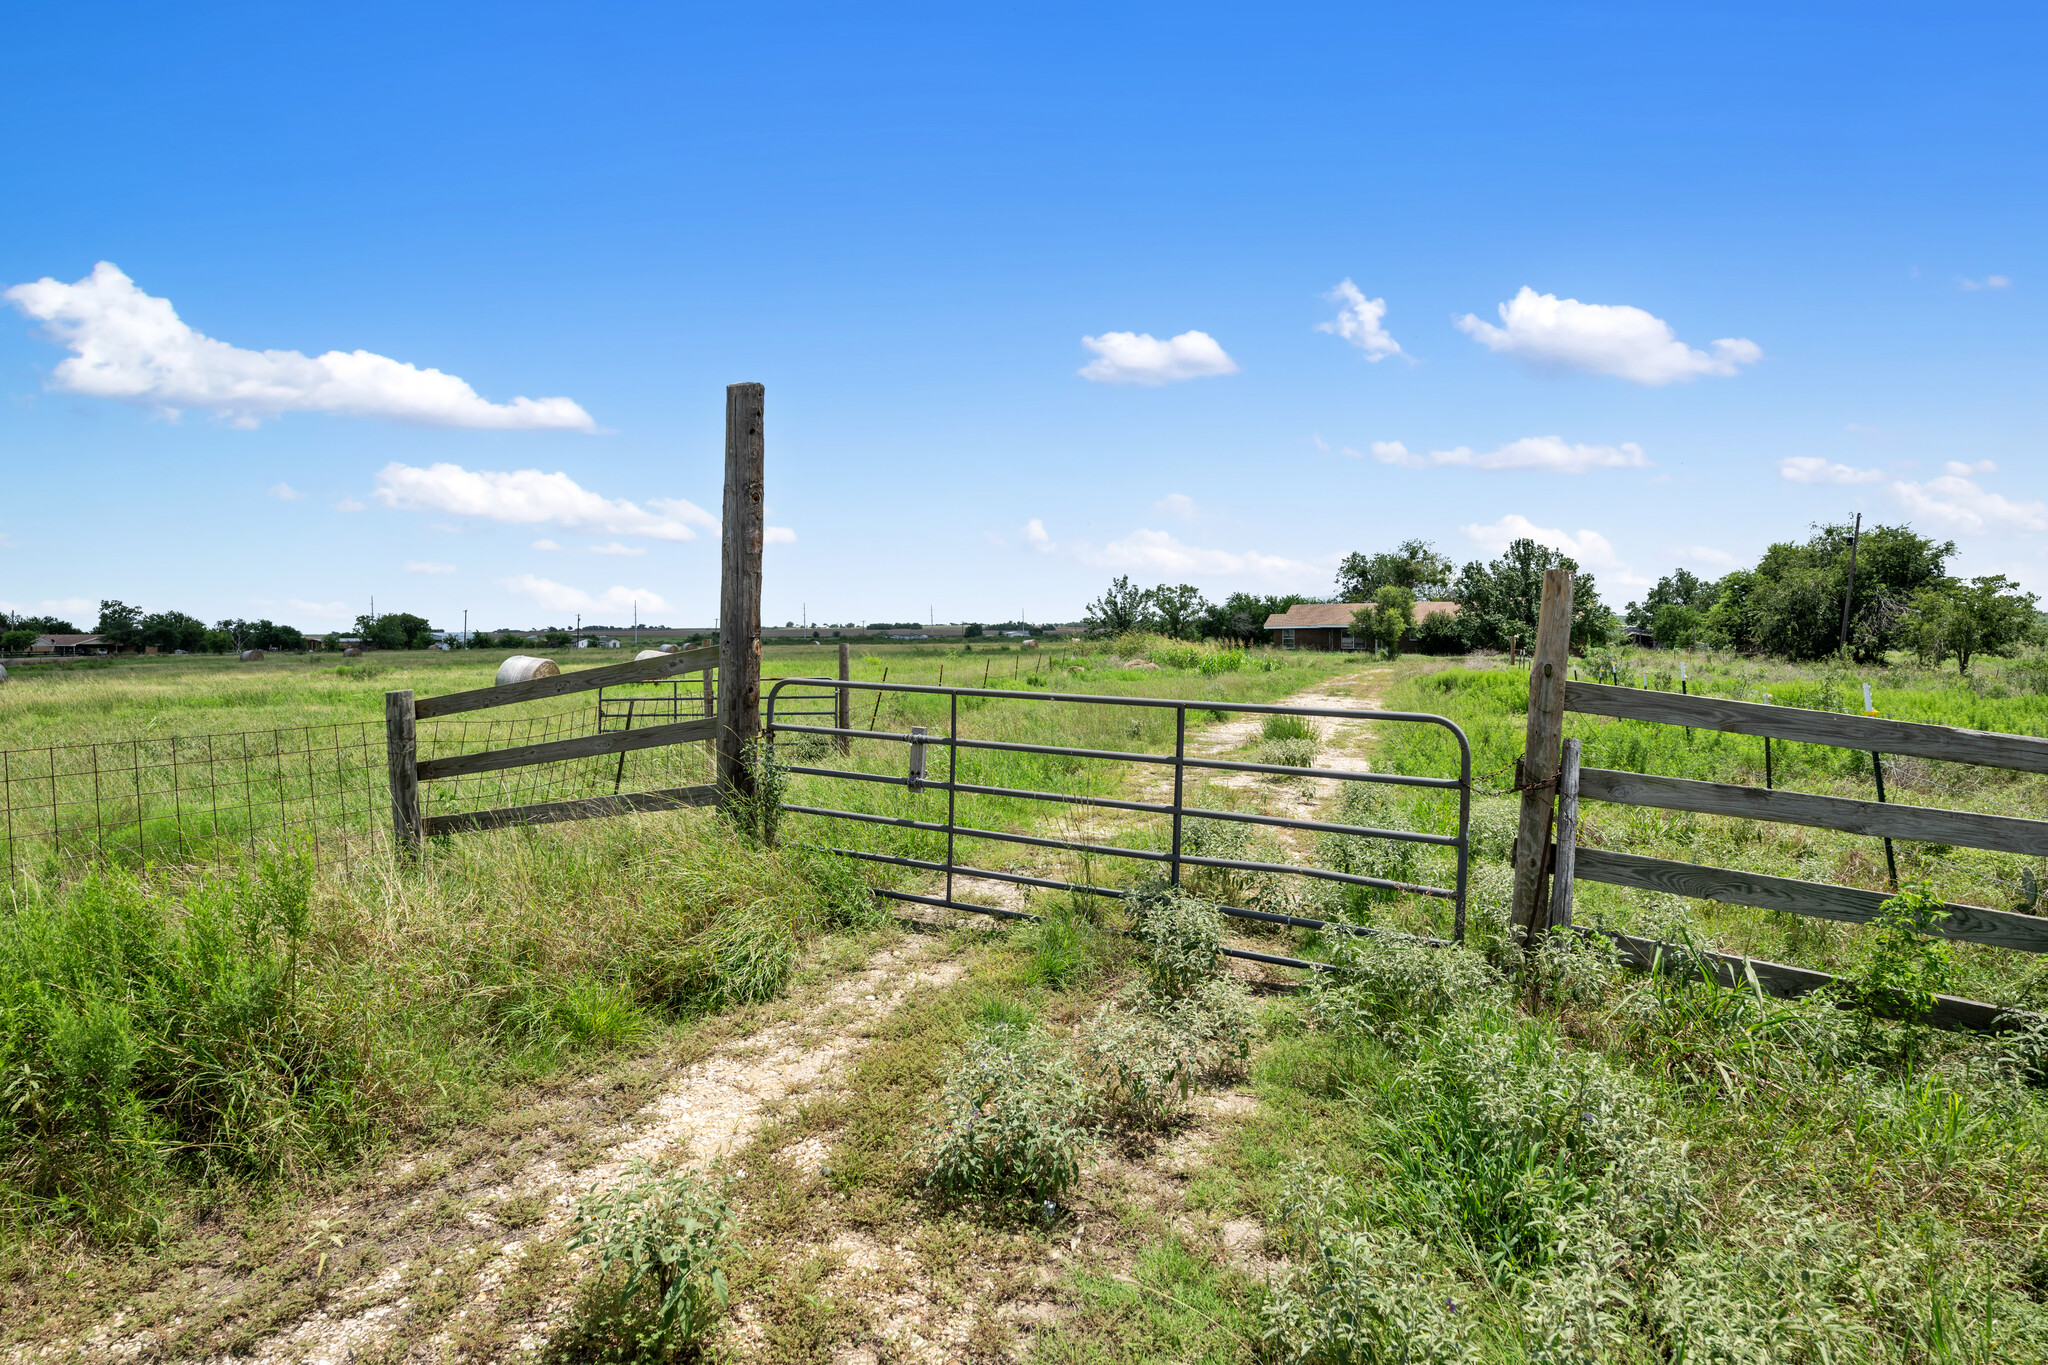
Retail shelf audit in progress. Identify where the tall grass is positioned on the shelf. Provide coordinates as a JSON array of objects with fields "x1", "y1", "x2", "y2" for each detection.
[{"x1": 0, "y1": 809, "x2": 869, "y2": 1241}]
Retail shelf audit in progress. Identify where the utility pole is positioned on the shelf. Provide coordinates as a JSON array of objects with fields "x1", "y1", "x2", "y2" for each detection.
[{"x1": 1837, "y1": 511, "x2": 1862, "y2": 657}]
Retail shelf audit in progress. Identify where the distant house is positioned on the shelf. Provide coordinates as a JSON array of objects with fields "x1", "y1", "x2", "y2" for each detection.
[
  {"x1": 29, "y1": 633, "x2": 110, "y2": 656},
  {"x1": 1264, "y1": 601, "x2": 1458, "y2": 652}
]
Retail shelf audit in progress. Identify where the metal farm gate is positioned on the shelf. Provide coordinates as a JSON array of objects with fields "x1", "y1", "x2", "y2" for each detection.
[{"x1": 763, "y1": 677, "x2": 1474, "y2": 971}]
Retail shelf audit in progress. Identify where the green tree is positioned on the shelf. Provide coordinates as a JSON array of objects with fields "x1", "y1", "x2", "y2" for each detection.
[
  {"x1": 1650, "y1": 603, "x2": 1704, "y2": 649},
  {"x1": 1713, "y1": 522, "x2": 1954, "y2": 660},
  {"x1": 95, "y1": 600, "x2": 143, "y2": 649},
  {"x1": 355, "y1": 611, "x2": 433, "y2": 650},
  {"x1": 1451, "y1": 539, "x2": 1610, "y2": 651},
  {"x1": 1351, "y1": 585, "x2": 1417, "y2": 658},
  {"x1": 1147, "y1": 583, "x2": 1207, "y2": 639},
  {"x1": 963, "y1": 623, "x2": 984, "y2": 638},
  {"x1": 1336, "y1": 540, "x2": 1453, "y2": 602},
  {"x1": 1911, "y1": 575, "x2": 2039, "y2": 673},
  {"x1": 1196, "y1": 591, "x2": 1317, "y2": 640},
  {"x1": 1625, "y1": 569, "x2": 1719, "y2": 632},
  {"x1": 1083, "y1": 576, "x2": 1153, "y2": 635},
  {"x1": 7, "y1": 614, "x2": 80, "y2": 635},
  {"x1": 138, "y1": 610, "x2": 207, "y2": 653},
  {"x1": 1, "y1": 629, "x2": 34, "y2": 655}
]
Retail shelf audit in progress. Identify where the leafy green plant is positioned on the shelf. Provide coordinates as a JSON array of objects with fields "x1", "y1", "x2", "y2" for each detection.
[
  {"x1": 565, "y1": 1159, "x2": 733, "y2": 1359},
  {"x1": 1306, "y1": 936, "x2": 1505, "y2": 1041},
  {"x1": 1850, "y1": 881, "x2": 1955, "y2": 1027},
  {"x1": 1128, "y1": 883, "x2": 1224, "y2": 997},
  {"x1": 1263, "y1": 1163, "x2": 1480, "y2": 1365},
  {"x1": 719, "y1": 741, "x2": 789, "y2": 846},
  {"x1": 919, "y1": 1028, "x2": 1090, "y2": 1205},
  {"x1": 1076, "y1": 978, "x2": 1255, "y2": 1127}
]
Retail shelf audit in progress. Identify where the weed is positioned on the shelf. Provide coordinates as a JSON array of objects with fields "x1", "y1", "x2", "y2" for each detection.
[
  {"x1": 919, "y1": 1027, "x2": 1090, "y2": 1206},
  {"x1": 1128, "y1": 883, "x2": 1224, "y2": 996},
  {"x1": 563, "y1": 1158, "x2": 733, "y2": 1361},
  {"x1": 1305, "y1": 936, "x2": 1505, "y2": 1042},
  {"x1": 1077, "y1": 978, "x2": 1255, "y2": 1127}
]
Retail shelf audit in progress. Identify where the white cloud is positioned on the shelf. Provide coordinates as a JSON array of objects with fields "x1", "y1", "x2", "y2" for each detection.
[
  {"x1": 0, "y1": 532, "x2": 17, "y2": 550},
  {"x1": 1779, "y1": 456, "x2": 1884, "y2": 486},
  {"x1": 405, "y1": 560, "x2": 456, "y2": 574},
  {"x1": 764, "y1": 526, "x2": 797, "y2": 545},
  {"x1": 1078, "y1": 330, "x2": 1238, "y2": 385},
  {"x1": 1316, "y1": 279, "x2": 1403, "y2": 361},
  {"x1": 1891, "y1": 473, "x2": 2048, "y2": 534},
  {"x1": 1678, "y1": 545, "x2": 1740, "y2": 570},
  {"x1": 498, "y1": 573, "x2": 670, "y2": 616},
  {"x1": 1370, "y1": 435, "x2": 1649, "y2": 473},
  {"x1": 1455, "y1": 287, "x2": 1760, "y2": 385},
  {"x1": 532, "y1": 538, "x2": 561, "y2": 551},
  {"x1": 268, "y1": 482, "x2": 305, "y2": 501},
  {"x1": 1310, "y1": 433, "x2": 1330, "y2": 451},
  {"x1": 373, "y1": 463, "x2": 717, "y2": 541},
  {"x1": 1945, "y1": 459, "x2": 1997, "y2": 476},
  {"x1": 4, "y1": 262, "x2": 596, "y2": 430},
  {"x1": 587, "y1": 542, "x2": 645, "y2": 557},
  {"x1": 1024, "y1": 519, "x2": 1055, "y2": 553},
  {"x1": 1461, "y1": 514, "x2": 1650, "y2": 590},
  {"x1": 1958, "y1": 275, "x2": 2012, "y2": 291},
  {"x1": 334, "y1": 498, "x2": 366, "y2": 513},
  {"x1": 1155, "y1": 493, "x2": 1197, "y2": 519},
  {"x1": 0, "y1": 596, "x2": 93, "y2": 617},
  {"x1": 286, "y1": 598, "x2": 350, "y2": 621},
  {"x1": 1073, "y1": 528, "x2": 1322, "y2": 589}
]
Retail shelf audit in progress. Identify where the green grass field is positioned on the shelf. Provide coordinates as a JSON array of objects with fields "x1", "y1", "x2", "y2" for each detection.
[{"x1": 5, "y1": 638, "x2": 2048, "y2": 1362}]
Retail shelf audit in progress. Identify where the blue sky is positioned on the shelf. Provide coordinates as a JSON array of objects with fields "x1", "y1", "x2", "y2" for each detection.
[{"x1": 4, "y1": 3, "x2": 2043, "y2": 632}]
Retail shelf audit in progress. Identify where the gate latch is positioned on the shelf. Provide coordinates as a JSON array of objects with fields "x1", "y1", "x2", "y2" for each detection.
[{"x1": 908, "y1": 726, "x2": 928, "y2": 791}]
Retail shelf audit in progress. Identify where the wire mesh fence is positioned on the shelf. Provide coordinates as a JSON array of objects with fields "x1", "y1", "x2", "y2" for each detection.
[
  {"x1": 0, "y1": 670, "x2": 842, "y2": 887},
  {"x1": 0, "y1": 722, "x2": 389, "y2": 885}
]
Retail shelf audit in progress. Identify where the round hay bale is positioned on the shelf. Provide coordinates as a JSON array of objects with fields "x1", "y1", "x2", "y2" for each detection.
[
  {"x1": 635, "y1": 649, "x2": 669, "y2": 661},
  {"x1": 0, "y1": 665, "x2": 8, "y2": 682},
  {"x1": 342, "y1": 647, "x2": 363, "y2": 658},
  {"x1": 1021, "y1": 639, "x2": 1038, "y2": 650},
  {"x1": 661, "y1": 643, "x2": 679, "y2": 653},
  {"x1": 496, "y1": 655, "x2": 560, "y2": 686},
  {"x1": 240, "y1": 649, "x2": 265, "y2": 661}
]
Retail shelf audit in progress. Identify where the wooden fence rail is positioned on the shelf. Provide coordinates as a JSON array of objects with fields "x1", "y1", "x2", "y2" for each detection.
[{"x1": 1511, "y1": 569, "x2": 2048, "y2": 1032}]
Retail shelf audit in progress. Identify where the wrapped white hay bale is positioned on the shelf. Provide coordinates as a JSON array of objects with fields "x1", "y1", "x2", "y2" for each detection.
[
  {"x1": 240, "y1": 649, "x2": 265, "y2": 661},
  {"x1": 1021, "y1": 639, "x2": 1038, "y2": 650},
  {"x1": 635, "y1": 649, "x2": 669, "y2": 661},
  {"x1": 497, "y1": 655, "x2": 560, "y2": 685},
  {"x1": 0, "y1": 665, "x2": 8, "y2": 681}
]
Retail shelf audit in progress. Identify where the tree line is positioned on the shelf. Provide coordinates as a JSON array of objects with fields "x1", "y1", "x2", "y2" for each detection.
[
  {"x1": 1081, "y1": 536, "x2": 1613, "y2": 655},
  {"x1": 1623, "y1": 521, "x2": 2038, "y2": 672},
  {"x1": 1080, "y1": 520, "x2": 2042, "y2": 673}
]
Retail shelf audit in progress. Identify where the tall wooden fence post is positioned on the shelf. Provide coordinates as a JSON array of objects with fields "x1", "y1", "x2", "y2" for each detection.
[
  {"x1": 1509, "y1": 569, "x2": 1574, "y2": 950},
  {"x1": 836, "y1": 642, "x2": 852, "y2": 754},
  {"x1": 385, "y1": 688, "x2": 421, "y2": 860},
  {"x1": 717, "y1": 382, "x2": 766, "y2": 799}
]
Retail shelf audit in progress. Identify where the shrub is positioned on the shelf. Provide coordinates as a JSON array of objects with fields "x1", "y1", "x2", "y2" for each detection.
[
  {"x1": 1076, "y1": 978, "x2": 1255, "y2": 1127},
  {"x1": 565, "y1": 1159, "x2": 733, "y2": 1359},
  {"x1": 1128, "y1": 884, "x2": 1224, "y2": 997},
  {"x1": 919, "y1": 1028, "x2": 1090, "y2": 1205},
  {"x1": 1306, "y1": 936, "x2": 1505, "y2": 1041},
  {"x1": 1262, "y1": 1163, "x2": 1479, "y2": 1365}
]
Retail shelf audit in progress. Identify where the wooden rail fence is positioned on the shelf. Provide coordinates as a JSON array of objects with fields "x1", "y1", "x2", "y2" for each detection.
[{"x1": 1511, "y1": 569, "x2": 2048, "y2": 1032}]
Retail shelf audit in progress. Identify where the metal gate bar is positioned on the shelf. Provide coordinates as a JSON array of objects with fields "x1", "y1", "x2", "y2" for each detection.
[{"x1": 765, "y1": 677, "x2": 1473, "y2": 966}]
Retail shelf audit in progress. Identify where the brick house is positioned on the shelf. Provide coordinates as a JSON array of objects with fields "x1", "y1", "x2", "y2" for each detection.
[{"x1": 1264, "y1": 601, "x2": 1458, "y2": 651}]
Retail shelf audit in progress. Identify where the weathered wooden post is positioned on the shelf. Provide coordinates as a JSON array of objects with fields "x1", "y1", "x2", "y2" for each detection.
[
  {"x1": 384, "y1": 688, "x2": 422, "y2": 859},
  {"x1": 717, "y1": 383, "x2": 766, "y2": 799},
  {"x1": 836, "y1": 641, "x2": 852, "y2": 754},
  {"x1": 1508, "y1": 569, "x2": 1573, "y2": 948},
  {"x1": 1548, "y1": 737, "x2": 1582, "y2": 928}
]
